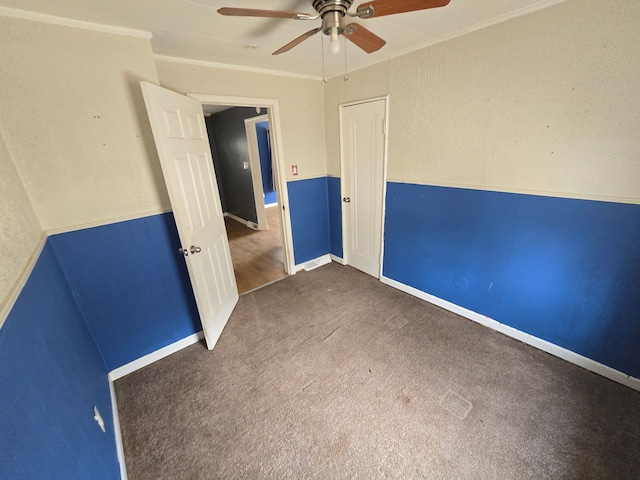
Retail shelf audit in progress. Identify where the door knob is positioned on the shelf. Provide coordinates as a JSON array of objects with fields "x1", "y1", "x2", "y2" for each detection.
[
  {"x1": 178, "y1": 248, "x2": 188, "y2": 257},
  {"x1": 190, "y1": 245, "x2": 202, "y2": 254},
  {"x1": 343, "y1": 197, "x2": 351, "y2": 203}
]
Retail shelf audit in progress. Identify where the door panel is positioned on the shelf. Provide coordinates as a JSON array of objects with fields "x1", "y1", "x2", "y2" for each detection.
[
  {"x1": 342, "y1": 99, "x2": 386, "y2": 278},
  {"x1": 141, "y1": 81, "x2": 238, "y2": 350}
]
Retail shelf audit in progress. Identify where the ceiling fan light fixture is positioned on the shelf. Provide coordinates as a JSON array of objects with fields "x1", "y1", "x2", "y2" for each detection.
[
  {"x1": 219, "y1": 0, "x2": 452, "y2": 60},
  {"x1": 329, "y1": 26, "x2": 341, "y2": 55}
]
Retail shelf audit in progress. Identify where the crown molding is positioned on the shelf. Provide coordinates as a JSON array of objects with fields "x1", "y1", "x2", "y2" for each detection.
[
  {"x1": 154, "y1": 54, "x2": 321, "y2": 81},
  {"x1": 0, "y1": 7, "x2": 152, "y2": 39}
]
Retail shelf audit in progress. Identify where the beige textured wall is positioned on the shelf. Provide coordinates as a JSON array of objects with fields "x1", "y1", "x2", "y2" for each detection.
[
  {"x1": 324, "y1": 0, "x2": 640, "y2": 203},
  {"x1": 0, "y1": 16, "x2": 168, "y2": 232},
  {"x1": 324, "y1": 61, "x2": 390, "y2": 176},
  {"x1": 0, "y1": 134, "x2": 42, "y2": 324},
  {"x1": 156, "y1": 60, "x2": 326, "y2": 182},
  {"x1": 386, "y1": 0, "x2": 640, "y2": 203}
]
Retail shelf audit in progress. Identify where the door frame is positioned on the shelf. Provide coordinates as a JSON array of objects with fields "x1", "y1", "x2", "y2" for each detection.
[
  {"x1": 188, "y1": 93, "x2": 295, "y2": 275},
  {"x1": 338, "y1": 95, "x2": 390, "y2": 278},
  {"x1": 244, "y1": 114, "x2": 269, "y2": 231}
]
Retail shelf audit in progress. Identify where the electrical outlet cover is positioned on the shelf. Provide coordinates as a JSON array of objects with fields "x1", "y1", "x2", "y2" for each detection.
[{"x1": 93, "y1": 406, "x2": 106, "y2": 432}]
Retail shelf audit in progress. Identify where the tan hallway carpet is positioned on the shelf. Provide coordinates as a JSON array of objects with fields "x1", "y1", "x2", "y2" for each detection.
[{"x1": 115, "y1": 263, "x2": 640, "y2": 479}]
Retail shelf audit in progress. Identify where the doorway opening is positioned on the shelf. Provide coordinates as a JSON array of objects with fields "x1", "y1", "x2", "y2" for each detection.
[{"x1": 197, "y1": 98, "x2": 292, "y2": 294}]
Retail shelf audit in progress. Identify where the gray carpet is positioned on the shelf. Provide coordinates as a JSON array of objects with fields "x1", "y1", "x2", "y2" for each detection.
[{"x1": 115, "y1": 263, "x2": 640, "y2": 479}]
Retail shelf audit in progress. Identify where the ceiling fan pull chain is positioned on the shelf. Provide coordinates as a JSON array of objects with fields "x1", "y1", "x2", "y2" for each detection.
[
  {"x1": 344, "y1": 31, "x2": 349, "y2": 81},
  {"x1": 321, "y1": 32, "x2": 327, "y2": 85}
]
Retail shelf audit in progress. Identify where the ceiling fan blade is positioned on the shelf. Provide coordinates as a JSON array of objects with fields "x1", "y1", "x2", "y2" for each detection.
[
  {"x1": 273, "y1": 27, "x2": 322, "y2": 55},
  {"x1": 356, "y1": 0, "x2": 451, "y2": 18},
  {"x1": 217, "y1": 7, "x2": 308, "y2": 19},
  {"x1": 344, "y1": 23, "x2": 386, "y2": 53}
]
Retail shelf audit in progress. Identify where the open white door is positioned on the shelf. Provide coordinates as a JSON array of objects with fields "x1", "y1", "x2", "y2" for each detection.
[
  {"x1": 245, "y1": 114, "x2": 269, "y2": 230},
  {"x1": 141, "y1": 81, "x2": 238, "y2": 350},
  {"x1": 341, "y1": 99, "x2": 387, "y2": 278}
]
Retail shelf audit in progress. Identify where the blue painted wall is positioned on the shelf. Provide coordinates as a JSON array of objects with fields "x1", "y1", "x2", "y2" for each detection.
[
  {"x1": 287, "y1": 177, "x2": 331, "y2": 265},
  {"x1": 0, "y1": 175, "x2": 338, "y2": 477},
  {"x1": 383, "y1": 182, "x2": 640, "y2": 377},
  {"x1": 256, "y1": 121, "x2": 277, "y2": 206},
  {"x1": 0, "y1": 242, "x2": 120, "y2": 479},
  {"x1": 49, "y1": 213, "x2": 200, "y2": 371},
  {"x1": 327, "y1": 176, "x2": 343, "y2": 259}
]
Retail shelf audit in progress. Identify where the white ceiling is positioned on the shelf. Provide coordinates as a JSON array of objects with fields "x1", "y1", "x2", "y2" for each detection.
[{"x1": 0, "y1": 0, "x2": 566, "y2": 78}]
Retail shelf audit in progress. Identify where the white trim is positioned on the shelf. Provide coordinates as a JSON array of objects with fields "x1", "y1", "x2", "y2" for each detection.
[
  {"x1": 108, "y1": 380, "x2": 128, "y2": 480},
  {"x1": 46, "y1": 208, "x2": 173, "y2": 236},
  {"x1": 326, "y1": 0, "x2": 571, "y2": 81},
  {"x1": 223, "y1": 212, "x2": 257, "y2": 230},
  {"x1": 187, "y1": 93, "x2": 274, "y2": 108},
  {"x1": 0, "y1": 7, "x2": 152, "y2": 39},
  {"x1": 108, "y1": 332, "x2": 204, "y2": 381},
  {"x1": 265, "y1": 202, "x2": 279, "y2": 208},
  {"x1": 385, "y1": 179, "x2": 640, "y2": 207},
  {"x1": 240, "y1": 275, "x2": 288, "y2": 295},
  {"x1": 287, "y1": 174, "x2": 331, "y2": 182},
  {"x1": 244, "y1": 114, "x2": 269, "y2": 231},
  {"x1": 339, "y1": 96, "x2": 389, "y2": 109},
  {"x1": 188, "y1": 93, "x2": 295, "y2": 276},
  {"x1": 154, "y1": 55, "x2": 320, "y2": 81},
  {"x1": 0, "y1": 233, "x2": 47, "y2": 329},
  {"x1": 339, "y1": 105, "x2": 348, "y2": 267},
  {"x1": 378, "y1": 97, "x2": 391, "y2": 279},
  {"x1": 295, "y1": 254, "x2": 332, "y2": 273},
  {"x1": 380, "y1": 275, "x2": 640, "y2": 393},
  {"x1": 330, "y1": 254, "x2": 345, "y2": 265}
]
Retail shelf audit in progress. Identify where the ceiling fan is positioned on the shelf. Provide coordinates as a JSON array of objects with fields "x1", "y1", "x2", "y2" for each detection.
[{"x1": 218, "y1": 0, "x2": 451, "y2": 56}]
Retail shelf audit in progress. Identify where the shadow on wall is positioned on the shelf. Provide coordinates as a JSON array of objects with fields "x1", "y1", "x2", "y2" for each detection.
[
  {"x1": 49, "y1": 212, "x2": 200, "y2": 371},
  {"x1": 0, "y1": 243, "x2": 120, "y2": 479},
  {"x1": 587, "y1": 213, "x2": 640, "y2": 372}
]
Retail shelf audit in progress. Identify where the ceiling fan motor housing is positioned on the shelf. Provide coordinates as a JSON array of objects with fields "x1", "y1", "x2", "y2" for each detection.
[{"x1": 312, "y1": 0, "x2": 354, "y2": 34}]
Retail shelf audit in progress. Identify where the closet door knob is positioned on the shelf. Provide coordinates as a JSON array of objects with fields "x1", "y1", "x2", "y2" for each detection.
[{"x1": 190, "y1": 245, "x2": 202, "y2": 254}]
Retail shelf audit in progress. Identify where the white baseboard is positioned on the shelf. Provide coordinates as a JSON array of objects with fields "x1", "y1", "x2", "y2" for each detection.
[
  {"x1": 295, "y1": 254, "x2": 332, "y2": 272},
  {"x1": 380, "y1": 276, "x2": 640, "y2": 393},
  {"x1": 223, "y1": 212, "x2": 259, "y2": 230},
  {"x1": 108, "y1": 331, "x2": 204, "y2": 381},
  {"x1": 109, "y1": 380, "x2": 128, "y2": 480},
  {"x1": 329, "y1": 254, "x2": 345, "y2": 265}
]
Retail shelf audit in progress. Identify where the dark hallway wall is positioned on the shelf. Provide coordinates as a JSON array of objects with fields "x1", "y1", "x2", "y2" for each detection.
[
  {"x1": 206, "y1": 107, "x2": 265, "y2": 224},
  {"x1": 205, "y1": 119, "x2": 228, "y2": 213}
]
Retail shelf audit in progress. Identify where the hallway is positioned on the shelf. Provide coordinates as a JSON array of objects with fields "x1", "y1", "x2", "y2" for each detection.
[{"x1": 225, "y1": 207, "x2": 286, "y2": 293}]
